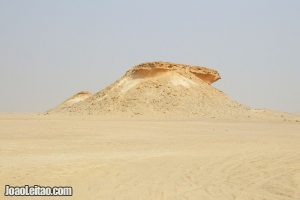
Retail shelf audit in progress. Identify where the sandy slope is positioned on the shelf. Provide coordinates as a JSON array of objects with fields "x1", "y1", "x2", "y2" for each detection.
[{"x1": 0, "y1": 114, "x2": 299, "y2": 200}]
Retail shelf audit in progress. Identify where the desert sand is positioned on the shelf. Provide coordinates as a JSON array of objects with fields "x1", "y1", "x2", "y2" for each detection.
[
  {"x1": 1, "y1": 62, "x2": 299, "y2": 199},
  {"x1": 0, "y1": 114, "x2": 299, "y2": 200}
]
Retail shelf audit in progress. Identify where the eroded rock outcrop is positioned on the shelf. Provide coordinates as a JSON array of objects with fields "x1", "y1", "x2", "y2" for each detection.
[
  {"x1": 49, "y1": 91, "x2": 92, "y2": 112},
  {"x1": 49, "y1": 61, "x2": 249, "y2": 118},
  {"x1": 48, "y1": 61, "x2": 299, "y2": 121},
  {"x1": 127, "y1": 62, "x2": 221, "y2": 84},
  {"x1": 65, "y1": 91, "x2": 93, "y2": 105}
]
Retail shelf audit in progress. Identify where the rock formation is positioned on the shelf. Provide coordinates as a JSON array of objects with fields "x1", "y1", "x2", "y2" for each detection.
[
  {"x1": 127, "y1": 62, "x2": 221, "y2": 84},
  {"x1": 49, "y1": 61, "x2": 297, "y2": 121},
  {"x1": 49, "y1": 91, "x2": 92, "y2": 112}
]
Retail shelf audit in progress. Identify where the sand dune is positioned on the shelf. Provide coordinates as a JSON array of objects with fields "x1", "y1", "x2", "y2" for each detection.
[{"x1": 0, "y1": 114, "x2": 299, "y2": 200}]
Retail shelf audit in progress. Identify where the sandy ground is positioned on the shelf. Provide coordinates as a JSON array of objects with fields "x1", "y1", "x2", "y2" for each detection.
[{"x1": 0, "y1": 114, "x2": 300, "y2": 200}]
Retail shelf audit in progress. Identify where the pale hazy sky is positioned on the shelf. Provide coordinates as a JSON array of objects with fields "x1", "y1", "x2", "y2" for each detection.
[{"x1": 1, "y1": 0, "x2": 299, "y2": 113}]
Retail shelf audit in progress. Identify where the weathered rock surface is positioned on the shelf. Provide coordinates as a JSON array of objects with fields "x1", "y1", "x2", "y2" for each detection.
[
  {"x1": 49, "y1": 91, "x2": 92, "y2": 112},
  {"x1": 127, "y1": 62, "x2": 221, "y2": 84},
  {"x1": 49, "y1": 61, "x2": 298, "y2": 121}
]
